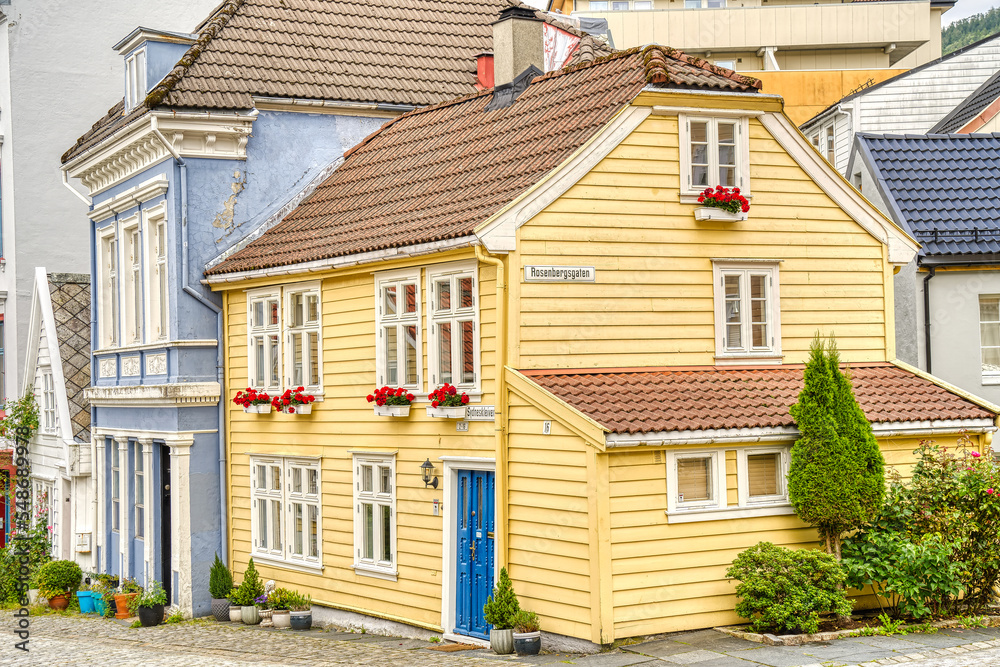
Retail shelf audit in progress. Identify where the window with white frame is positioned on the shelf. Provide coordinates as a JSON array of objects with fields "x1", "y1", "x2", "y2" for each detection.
[
  {"x1": 41, "y1": 371, "x2": 56, "y2": 434},
  {"x1": 737, "y1": 447, "x2": 790, "y2": 506},
  {"x1": 286, "y1": 286, "x2": 321, "y2": 391},
  {"x1": 375, "y1": 271, "x2": 421, "y2": 391},
  {"x1": 250, "y1": 456, "x2": 321, "y2": 566},
  {"x1": 611, "y1": 0, "x2": 629, "y2": 8},
  {"x1": 352, "y1": 453, "x2": 395, "y2": 577},
  {"x1": 712, "y1": 261, "x2": 781, "y2": 358},
  {"x1": 125, "y1": 49, "x2": 147, "y2": 112},
  {"x1": 810, "y1": 123, "x2": 835, "y2": 164},
  {"x1": 146, "y1": 209, "x2": 168, "y2": 341},
  {"x1": 980, "y1": 296, "x2": 1000, "y2": 378},
  {"x1": 665, "y1": 450, "x2": 726, "y2": 514},
  {"x1": 428, "y1": 262, "x2": 479, "y2": 390},
  {"x1": 680, "y1": 114, "x2": 748, "y2": 196},
  {"x1": 99, "y1": 229, "x2": 119, "y2": 348},
  {"x1": 111, "y1": 442, "x2": 120, "y2": 532},
  {"x1": 123, "y1": 220, "x2": 142, "y2": 345},
  {"x1": 248, "y1": 290, "x2": 282, "y2": 392},
  {"x1": 588, "y1": 1, "x2": 608, "y2": 9},
  {"x1": 135, "y1": 443, "x2": 145, "y2": 539}
]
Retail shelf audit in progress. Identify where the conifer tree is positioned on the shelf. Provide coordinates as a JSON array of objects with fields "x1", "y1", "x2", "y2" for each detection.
[
  {"x1": 482, "y1": 567, "x2": 520, "y2": 629},
  {"x1": 788, "y1": 336, "x2": 884, "y2": 557}
]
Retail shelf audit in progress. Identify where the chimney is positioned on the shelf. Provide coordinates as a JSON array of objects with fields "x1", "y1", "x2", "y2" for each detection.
[
  {"x1": 492, "y1": 5, "x2": 545, "y2": 88},
  {"x1": 476, "y1": 52, "x2": 495, "y2": 90}
]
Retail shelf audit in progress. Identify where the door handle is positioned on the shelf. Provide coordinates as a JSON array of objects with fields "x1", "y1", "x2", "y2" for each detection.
[{"x1": 470, "y1": 539, "x2": 477, "y2": 562}]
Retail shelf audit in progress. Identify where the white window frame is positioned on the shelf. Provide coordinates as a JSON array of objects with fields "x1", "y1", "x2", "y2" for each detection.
[
  {"x1": 352, "y1": 452, "x2": 397, "y2": 580},
  {"x1": 979, "y1": 295, "x2": 1000, "y2": 383},
  {"x1": 679, "y1": 113, "x2": 750, "y2": 197},
  {"x1": 611, "y1": 0, "x2": 629, "y2": 9},
  {"x1": 588, "y1": 1, "x2": 609, "y2": 9},
  {"x1": 427, "y1": 261, "x2": 481, "y2": 393},
  {"x1": 250, "y1": 455, "x2": 323, "y2": 571},
  {"x1": 144, "y1": 205, "x2": 168, "y2": 342},
  {"x1": 125, "y1": 48, "x2": 147, "y2": 112},
  {"x1": 374, "y1": 268, "x2": 423, "y2": 392},
  {"x1": 685, "y1": 0, "x2": 726, "y2": 7},
  {"x1": 121, "y1": 216, "x2": 142, "y2": 345},
  {"x1": 98, "y1": 225, "x2": 120, "y2": 349},
  {"x1": 111, "y1": 441, "x2": 120, "y2": 533},
  {"x1": 712, "y1": 260, "x2": 782, "y2": 361},
  {"x1": 284, "y1": 283, "x2": 323, "y2": 394},
  {"x1": 41, "y1": 371, "x2": 56, "y2": 434},
  {"x1": 737, "y1": 446, "x2": 790, "y2": 507},
  {"x1": 247, "y1": 288, "x2": 283, "y2": 393},
  {"x1": 665, "y1": 449, "x2": 726, "y2": 515},
  {"x1": 134, "y1": 442, "x2": 145, "y2": 539}
]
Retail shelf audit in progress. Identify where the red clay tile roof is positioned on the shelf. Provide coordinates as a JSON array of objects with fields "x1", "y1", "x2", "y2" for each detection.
[
  {"x1": 206, "y1": 45, "x2": 761, "y2": 276},
  {"x1": 522, "y1": 364, "x2": 996, "y2": 435},
  {"x1": 62, "y1": 0, "x2": 614, "y2": 164}
]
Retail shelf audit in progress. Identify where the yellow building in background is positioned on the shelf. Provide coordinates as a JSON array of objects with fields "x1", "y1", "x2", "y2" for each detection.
[{"x1": 205, "y1": 30, "x2": 996, "y2": 650}]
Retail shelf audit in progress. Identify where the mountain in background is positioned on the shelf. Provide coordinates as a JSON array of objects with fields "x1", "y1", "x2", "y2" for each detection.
[{"x1": 944, "y1": 6, "x2": 1000, "y2": 54}]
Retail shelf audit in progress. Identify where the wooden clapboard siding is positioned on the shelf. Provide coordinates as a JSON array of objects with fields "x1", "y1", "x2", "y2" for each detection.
[
  {"x1": 512, "y1": 114, "x2": 889, "y2": 371},
  {"x1": 222, "y1": 250, "x2": 499, "y2": 631},
  {"x1": 506, "y1": 391, "x2": 599, "y2": 642}
]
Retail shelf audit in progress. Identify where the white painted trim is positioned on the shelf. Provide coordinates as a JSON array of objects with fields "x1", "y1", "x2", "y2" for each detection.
[
  {"x1": 426, "y1": 260, "x2": 481, "y2": 393},
  {"x1": 439, "y1": 457, "x2": 496, "y2": 641},
  {"x1": 142, "y1": 203, "x2": 169, "y2": 343},
  {"x1": 678, "y1": 113, "x2": 751, "y2": 197},
  {"x1": 475, "y1": 105, "x2": 651, "y2": 253},
  {"x1": 249, "y1": 455, "x2": 323, "y2": 569},
  {"x1": 85, "y1": 383, "x2": 221, "y2": 407},
  {"x1": 736, "y1": 445, "x2": 791, "y2": 507},
  {"x1": 96, "y1": 225, "x2": 119, "y2": 349},
  {"x1": 652, "y1": 106, "x2": 764, "y2": 118},
  {"x1": 664, "y1": 448, "x2": 726, "y2": 514},
  {"x1": 666, "y1": 505, "x2": 796, "y2": 524},
  {"x1": 253, "y1": 554, "x2": 324, "y2": 576},
  {"x1": 713, "y1": 355, "x2": 784, "y2": 366},
  {"x1": 758, "y1": 112, "x2": 918, "y2": 265},
  {"x1": 93, "y1": 339, "x2": 217, "y2": 355},
  {"x1": 712, "y1": 260, "x2": 781, "y2": 358},
  {"x1": 204, "y1": 236, "x2": 478, "y2": 284},
  {"x1": 352, "y1": 565, "x2": 398, "y2": 582},
  {"x1": 351, "y1": 453, "x2": 396, "y2": 578},
  {"x1": 87, "y1": 176, "x2": 169, "y2": 222},
  {"x1": 442, "y1": 632, "x2": 490, "y2": 648},
  {"x1": 283, "y1": 281, "x2": 323, "y2": 394}
]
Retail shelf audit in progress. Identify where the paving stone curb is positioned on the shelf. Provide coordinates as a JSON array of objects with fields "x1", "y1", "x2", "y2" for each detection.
[{"x1": 715, "y1": 616, "x2": 1000, "y2": 646}]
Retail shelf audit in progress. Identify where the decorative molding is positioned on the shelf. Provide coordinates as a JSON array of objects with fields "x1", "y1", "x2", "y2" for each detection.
[
  {"x1": 88, "y1": 175, "x2": 169, "y2": 222},
  {"x1": 145, "y1": 353, "x2": 167, "y2": 376},
  {"x1": 85, "y1": 382, "x2": 221, "y2": 407},
  {"x1": 93, "y1": 339, "x2": 217, "y2": 355},
  {"x1": 99, "y1": 358, "x2": 117, "y2": 378},
  {"x1": 121, "y1": 356, "x2": 141, "y2": 377}
]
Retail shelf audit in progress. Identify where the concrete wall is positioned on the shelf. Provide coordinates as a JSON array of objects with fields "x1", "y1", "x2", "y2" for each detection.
[{"x1": 5, "y1": 0, "x2": 220, "y2": 398}]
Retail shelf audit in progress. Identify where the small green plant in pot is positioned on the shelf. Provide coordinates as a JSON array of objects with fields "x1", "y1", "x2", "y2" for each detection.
[
  {"x1": 483, "y1": 567, "x2": 520, "y2": 655},
  {"x1": 209, "y1": 553, "x2": 233, "y2": 622},
  {"x1": 35, "y1": 560, "x2": 83, "y2": 611},
  {"x1": 289, "y1": 591, "x2": 313, "y2": 630},
  {"x1": 130, "y1": 580, "x2": 168, "y2": 627},
  {"x1": 512, "y1": 609, "x2": 541, "y2": 656},
  {"x1": 227, "y1": 586, "x2": 243, "y2": 622},
  {"x1": 268, "y1": 588, "x2": 296, "y2": 629},
  {"x1": 236, "y1": 558, "x2": 265, "y2": 625}
]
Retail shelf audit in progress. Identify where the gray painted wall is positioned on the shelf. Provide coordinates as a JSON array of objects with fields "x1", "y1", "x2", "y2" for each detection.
[{"x1": 5, "y1": 0, "x2": 219, "y2": 396}]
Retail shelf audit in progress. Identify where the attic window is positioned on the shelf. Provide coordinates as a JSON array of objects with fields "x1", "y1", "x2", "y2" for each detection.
[{"x1": 125, "y1": 49, "x2": 147, "y2": 111}]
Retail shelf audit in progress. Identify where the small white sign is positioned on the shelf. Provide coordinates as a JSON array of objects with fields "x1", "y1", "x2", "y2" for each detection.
[
  {"x1": 456, "y1": 421, "x2": 469, "y2": 432},
  {"x1": 466, "y1": 405, "x2": 496, "y2": 421},
  {"x1": 524, "y1": 265, "x2": 595, "y2": 283}
]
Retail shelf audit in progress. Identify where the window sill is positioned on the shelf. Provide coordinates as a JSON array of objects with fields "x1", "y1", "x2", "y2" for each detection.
[
  {"x1": 352, "y1": 564, "x2": 398, "y2": 582},
  {"x1": 983, "y1": 375, "x2": 1000, "y2": 386},
  {"x1": 714, "y1": 354, "x2": 783, "y2": 366},
  {"x1": 680, "y1": 193, "x2": 752, "y2": 205},
  {"x1": 251, "y1": 553, "x2": 324, "y2": 575},
  {"x1": 665, "y1": 504, "x2": 795, "y2": 524}
]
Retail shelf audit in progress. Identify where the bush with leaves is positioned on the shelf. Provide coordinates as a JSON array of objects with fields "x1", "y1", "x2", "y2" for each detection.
[
  {"x1": 209, "y1": 553, "x2": 232, "y2": 600},
  {"x1": 34, "y1": 559, "x2": 82, "y2": 598},
  {"x1": 0, "y1": 389, "x2": 40, "y2": 440},
  {"x1": 483, "y1": 567, "x2": 520, "y2": 630},
  {"x1": 726, "y1": 542, "x2": 853, "y2": 634},
  {"x1": 233, "y1": 558, "x2": 264, "y2": 607},
  {"x1": 0, "y1": 489, "x2": 53, "y2": 603}
]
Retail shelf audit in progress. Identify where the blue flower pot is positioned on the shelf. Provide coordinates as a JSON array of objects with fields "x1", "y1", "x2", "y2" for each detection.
[
  {"x1": 93, "y1": 595, "x2": 107, "y2": 616},
  {"x1": 77, "y1": 591, "x2": 96, "y2": 614}
]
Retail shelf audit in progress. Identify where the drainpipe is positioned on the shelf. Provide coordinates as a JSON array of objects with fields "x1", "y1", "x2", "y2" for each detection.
[
  {"x1": 475, "y1": 244, "x2": 507, "y2": 567},
  {"x1": 923, "y1": 266, "x2": 935, "y2": 374},
  {"x1": 150, "y1": 118, "x2": 229, "y2": 567}
]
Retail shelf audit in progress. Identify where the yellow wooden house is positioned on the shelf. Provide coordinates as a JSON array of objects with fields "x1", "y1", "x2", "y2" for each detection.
[{"x1": 204, "y1": 26, "x2": 999, "y2": 650}]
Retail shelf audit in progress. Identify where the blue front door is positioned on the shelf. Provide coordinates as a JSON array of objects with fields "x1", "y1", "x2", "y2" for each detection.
[{"x1": 454, "y1": 470, "x2": 495, "y2": 639}]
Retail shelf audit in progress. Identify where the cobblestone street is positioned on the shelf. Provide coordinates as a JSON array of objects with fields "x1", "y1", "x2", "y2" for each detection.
[{"x1": 3, "y1": 613, "x2": 1000, "y2": 667}]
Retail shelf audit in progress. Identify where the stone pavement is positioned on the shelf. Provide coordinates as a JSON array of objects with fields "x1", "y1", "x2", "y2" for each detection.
[{"x1": 2, "y1": 612, "x2": 1000, "y2": 666}]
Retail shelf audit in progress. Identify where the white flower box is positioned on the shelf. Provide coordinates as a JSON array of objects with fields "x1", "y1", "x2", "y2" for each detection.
[
  {"x1": 694, "y1": 207, "x2": 748, "y2": 222},
  {"x1": 426, "y1": 405, "x2": 468, "y2": 419},
  {"x1": 374, "y1": 404, "x2": 411, "y2": 417},
  {"x1": 243, "y1": 404, "x2": 272, "y2": 414},
  {"x1": 282, "y1": 404, "x2": 312, "y2": 415}
]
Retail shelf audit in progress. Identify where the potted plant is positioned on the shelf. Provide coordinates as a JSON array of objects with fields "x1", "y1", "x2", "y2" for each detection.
[
  {"x1": 483, "y1": 567, "x2": 519, "y2": 655},
  {"x1": 76, "y1": 578, "x2": 96, "y2": 614},
  {"x1": 236, "y1": 558, "x2": 265, "y2": 624},
  {"x1": 272, "y1": 387, "x2": 315, "y2": 415},
  {"x1": 35, "y1": 559, "x2": 83, "y2": 611},
  {"x1": 512, "y1": 609, "x2": 541, "y2": 656},
  {"x1": 693, "y1": 185, "x2": 750, "y2": 222},
  {"x1": 367, "y1": 386, "x2": 415, "y2": 417},
  {"x1": 114, "y1": 578, "x2": 143, "y2": 619},
  {"x1": 131, "y1": 579, "x2": 168, "y2": 627},
  {"x1": 426, "y1": 383, "x2": 469, "y2": 419},
  {"x1": 209, "y1": 553, "x2": 233, "y2": 622},
  {"x1": 228, "y1": 586, "x2": 242, "y2": 622},
  {"x1": 233, "y1": 388, "x2": 273, "y2": 413},
  {"x1": 289, "y1": 591, "x2": 312, "y2": 630},
  {"x1": 267, "y1": 587, "x2": 295, "y2": 629}
]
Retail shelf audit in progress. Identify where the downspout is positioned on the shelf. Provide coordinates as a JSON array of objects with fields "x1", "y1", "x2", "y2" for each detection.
[
  {"x1": 150, "y1": 118, "x2": 229, "y2": 567},
  {"x1": 923, "y1": 266, "x2": 935, "y2": 374},
  {"x1": 475, "y1": 244, "x2": 508, "y2": 567},
  {"x1": 89, "y1": 216, "x2": 99, "y2": 572}
]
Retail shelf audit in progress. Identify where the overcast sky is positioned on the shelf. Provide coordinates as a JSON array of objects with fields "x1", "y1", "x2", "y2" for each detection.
[{"x1": 941, "y1": 0, "x2": 998, "y2": 25}]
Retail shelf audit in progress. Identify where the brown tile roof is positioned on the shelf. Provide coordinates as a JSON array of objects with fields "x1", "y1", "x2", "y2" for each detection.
[
  {"x1": 62, "y1": 0, "x2": 613, "y2": 164},
  {"x1": 206, "y1": 45, "x2": 760, "y2": 276},
  {"x1": 521, "y1": 364, "x2": 996, "y2": 435},
  {"x1": 48, "y1": 274, "x2": 92, "y2": 444}
]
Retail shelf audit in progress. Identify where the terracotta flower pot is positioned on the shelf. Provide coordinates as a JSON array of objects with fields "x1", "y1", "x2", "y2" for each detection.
[
  {"x1": 114, "y1": 593, "x2": 138, "y2": 619},
  {"x1": 47, "y1": 593, "x2": 70, "y2": 611}
]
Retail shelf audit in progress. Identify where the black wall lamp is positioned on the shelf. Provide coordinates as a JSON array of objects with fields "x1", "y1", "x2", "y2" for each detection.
[{"x1": 420, "y1": 458, "x2": 439, "y2": 489}]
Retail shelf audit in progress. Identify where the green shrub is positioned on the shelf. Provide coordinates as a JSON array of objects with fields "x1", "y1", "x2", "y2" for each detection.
[
  {"x1": 34, "y1": 560, "x2": 82, "y2": 598},
  {"x1": 726, "y1": 542, "x2": 852, "y2": 634},
  {"x1": 209, "y1": 553, "x2": 232, "y2": 600},
  {"x1": 513, "y1": 609, "x2": 540, "y2": 633},
  {"x1": 232, "y1": 558, "x2": 264, "y2": 606},
  {"x1": 483, "y1": 567, "x2": 520, "y2": 630},
  {"x1": 0, "y1": 494, "x2": 53, "y2": 603},
  {"x1": 129, "y1": 580, "x2": 167, "y2": 613}
]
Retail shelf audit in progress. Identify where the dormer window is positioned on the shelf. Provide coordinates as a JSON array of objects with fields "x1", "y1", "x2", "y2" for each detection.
[{"x1": 125, "y1": 49, "x2": 147, "y2": 111}]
